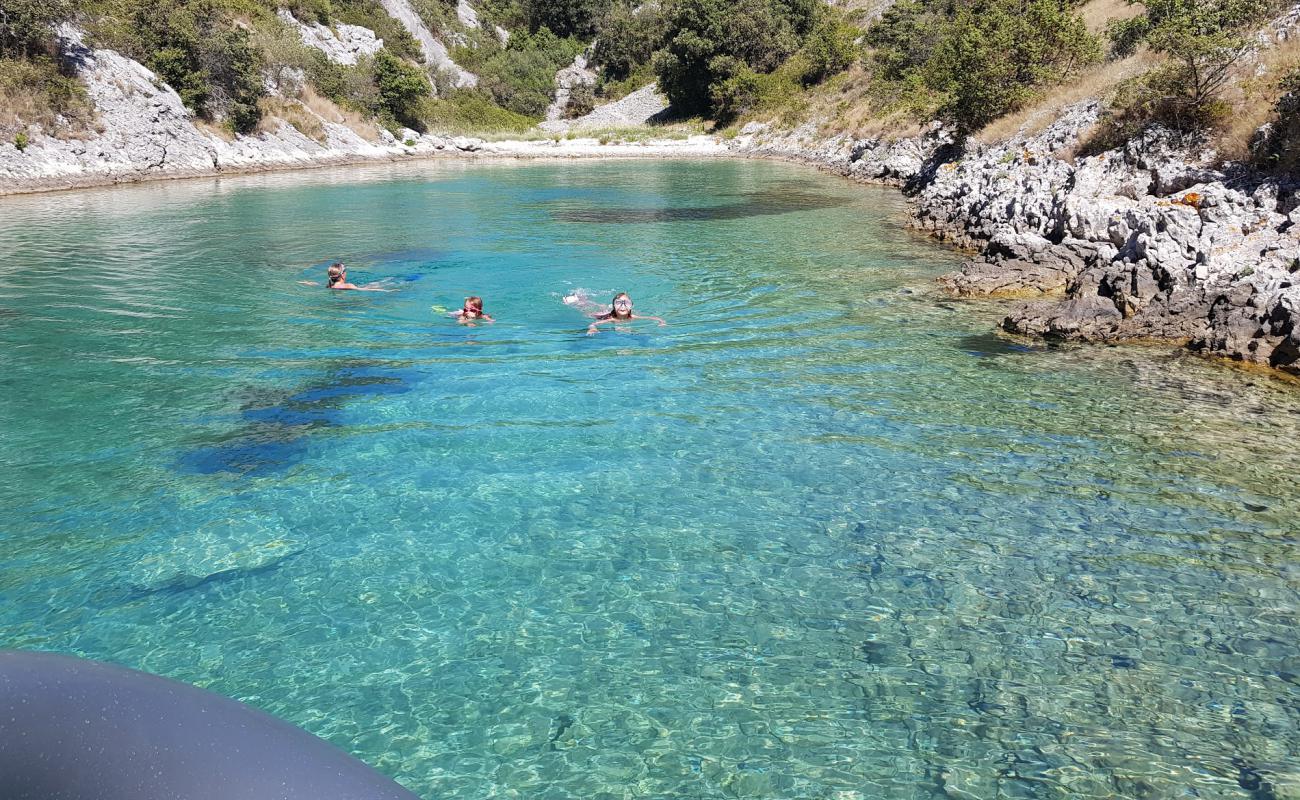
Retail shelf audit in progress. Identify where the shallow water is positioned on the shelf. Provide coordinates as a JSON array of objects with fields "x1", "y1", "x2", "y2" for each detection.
[{"x1": 1, "y1": 159, "x2": 1298, "y2": 799}]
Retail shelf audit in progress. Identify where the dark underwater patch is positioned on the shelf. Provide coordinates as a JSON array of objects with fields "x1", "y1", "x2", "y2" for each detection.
[
  {"x1": 177, "y1": 436, "x2": 304, "y2": 476},
  {"x1": 178, "y1": 362, "x2": 418, "y2": 476},
  {"x1": 958, "y1": 332, "x2": 1036, "y2": 357},
  {"x1": 553, "y1": 190, "x2": 850, "y2": 224}
]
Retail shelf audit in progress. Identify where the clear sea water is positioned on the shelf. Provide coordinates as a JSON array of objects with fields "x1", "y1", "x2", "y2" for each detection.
[{"x1": 1, "y1": 159, "x2": 1298, "y2": 799}]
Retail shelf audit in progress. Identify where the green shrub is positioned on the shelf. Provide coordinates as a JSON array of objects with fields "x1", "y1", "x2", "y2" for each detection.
[
  {"x1": 474, "y1": 0, "x2": 528, "y2": 31},
  {"x1": 410, "y1": 0, "x2": 459, "y2": 38},
  {"x1": 799, "y1": 12, "x2": 858, "y2": 85},
  {"x1": 472, "y1": 27, "x2": 582, "y2": 118},
  {"x1": 524, "y1": 0, "x2": 612, "y2": 39},
  {"x1": 337, "y1": 0, "x2": 422, "y2": 61},
  {"x1": 653, "y1": 0, "x2": 811, "y2": 117},
  {"x1": 306, "y1": 51, "x2": 380, "y2": 110},
  {"x1": 84, "y1": 0, "x2": 271, "y2": 132},
  {"x1": 0, "y1": 0, "x2": 76, "y2": 58},
  {"x1": 564, "y1": 81, "x2": 595, "y2": 117},
  {"x1": 277, "y1": 0, "x2": 333, "y2": 24},
  {"x1": 421, "y1": 89, "x2": 537, "y2": 132},
  {"x1": 1107, "y1": 0, "x2": 1269, "y2": 127},
  {"x1": 866, "y1": 0, "x2": 1100, "y2": 133},
  {"x1": 709, "y1": 60, "x2": 764, "y2": 121},
  {"x1": 0, "y1": 56, "x2": 93, "y2": 140},
  {"x1": 14, "y1": 131, "x2": 28, "y2": 150},
  {"x1": 202, "y1": 27, "x2": 269, "y2": 134},
  {"x1": 590, "y1": 3, "x2": 666, "y2": 81},
  {"x1": 373, "y1": 49, "x2": 433, "y2": 130}
]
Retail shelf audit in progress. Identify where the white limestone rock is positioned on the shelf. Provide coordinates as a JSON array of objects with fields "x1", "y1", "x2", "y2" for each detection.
[
  {"x1": 541, "y1": 83, "x2": 668, "y2": 132},
  {"x1": 376, "y1": 0, "x2": 478, "y2": 89},
  {"x1": 543, "y1": 53, "x2": 597, "y2": 122},
  {"x1": 276, "y1": 9, "x2": 383, "y2": 66}
]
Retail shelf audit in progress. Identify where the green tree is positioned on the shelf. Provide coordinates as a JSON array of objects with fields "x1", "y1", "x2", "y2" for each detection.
[
  {"x1": 799, "y1": 11, "x2": 858, "y2": 85},
  {"x1": 866, "y1": 0, "x2": 1099, "y2": 132},
  {"x1": 591, "y1": 3, "x2": 666, "y2": 81},
  {"x1": 525, "y1": 0, "x2": 612, "y2": 38},
  {"x1": 373, "y1": 48, "x2": 432, "y2": 130},
  {"x1": 652, "y1": 0, "x2": 805, "y2": 116},
  {"x1": 925, "y1": 0, "x2": 1099, "y2": 131},
  {"x1": 471, "y1": 27, "x2": 583, "y2": 118},
  {"x1": 865, "y1": 0, "x2": 940, "y2": 81},
  {"x1": 1109, "y1": 0, "x2": 1266, "y2": 125}
]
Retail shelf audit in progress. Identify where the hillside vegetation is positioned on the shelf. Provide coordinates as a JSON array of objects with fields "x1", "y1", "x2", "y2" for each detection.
[{"x1": 2, "y1": 0, "x2": 1298, "y2": 169}]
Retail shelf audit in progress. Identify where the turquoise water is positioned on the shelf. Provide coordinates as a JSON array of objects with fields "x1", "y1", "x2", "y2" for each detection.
[{"x1": 1, "y1": 159, "x2": 1298, "y2": 799}]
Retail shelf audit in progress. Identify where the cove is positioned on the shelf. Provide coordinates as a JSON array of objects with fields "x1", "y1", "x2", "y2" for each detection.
[{"x1": 1, "y1": 159, "x2": 1298, "y2": 799}]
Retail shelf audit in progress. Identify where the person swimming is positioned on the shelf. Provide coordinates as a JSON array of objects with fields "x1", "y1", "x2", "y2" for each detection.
[
  {"x1": 451, "y1": 296, "x2": 494, "y2": 324},
  {"x1": 587, "y1": 292, "x2": 665, "y2": 335},
  {"x1": 297, "y1": 263, "x2": 393, "y2": 291}
]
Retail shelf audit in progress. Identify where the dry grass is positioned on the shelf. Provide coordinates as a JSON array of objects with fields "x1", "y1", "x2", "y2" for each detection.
[
  {"x1": 0, "y1": 87, "x2": 45, "y2": 139},
  {"x1": 298, "y1": 85, "x2": 380, "y2": 142},
  {"x1": 975, "y1": 50, "x2": 1157, "y2": 146},
  {"x1": 773, "y1": 64, "x2": 931, "y2": 140},
  {"x1": 196, "y1": 119, "x2": 236, "y2": 142},
  {"x1": 0, "y1": 58, "x2": 95, "y2": 141},
  {"x1": 1215, "y1": 34, "x2": 1300, "y2": 160},
  {"x1": 256, "y1": 97, "x2": 327, "y2": 142},
  {"x1": 1080, "y1": 0, "x2": 1142, "y2": 35},
  {"x1": 250, "y1": 86, "x2": 382, "y2": 144}
]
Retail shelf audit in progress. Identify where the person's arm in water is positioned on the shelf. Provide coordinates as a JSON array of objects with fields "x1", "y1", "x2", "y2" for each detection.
[
  {"x1": 334, "y1": 283, "x2": 394, "y2": 292},
  {"x1": 632, "y1": 313, "x2": 666, "y2": 326},
  {"x1": 587, "y1": 318, "x2": 617, "y2": 335}
]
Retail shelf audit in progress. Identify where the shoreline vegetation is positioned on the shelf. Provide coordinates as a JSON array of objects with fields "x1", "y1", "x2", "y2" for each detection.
[{"x1": 2, "y1": 0, "x2": 1299, "y2": 378}]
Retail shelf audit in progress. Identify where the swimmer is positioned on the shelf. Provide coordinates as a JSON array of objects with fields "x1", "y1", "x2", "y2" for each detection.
[
  {"x1": 451, "y1": 295, "x2": 494, "y2": 324},
  {"x1": 298, "y1": 263, "x2": 393, "y2": 291},
  {"x1": 587, "y1": 292, "x2": 665, "y2": 335}
]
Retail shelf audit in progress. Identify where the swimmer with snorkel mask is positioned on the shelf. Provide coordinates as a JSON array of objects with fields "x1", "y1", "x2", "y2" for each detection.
[
  {"x1": 586, "y1": 292, "x2": 665, "y2": 335},
  {"x1": 451, "y1": 296, "x2": 494, "y2": 324},
  {"x1": 300, "y1": 263, "x2": 394, "y2": 291}
]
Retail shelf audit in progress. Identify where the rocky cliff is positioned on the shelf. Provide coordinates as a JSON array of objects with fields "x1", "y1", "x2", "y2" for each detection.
[{"x1": 0, "y1": 27, "x2": 479, "y2": 195}]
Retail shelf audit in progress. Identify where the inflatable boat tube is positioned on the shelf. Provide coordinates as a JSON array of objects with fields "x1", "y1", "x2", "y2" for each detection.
[{"x1": 0, "y1": 650, "x2": 421, "y2": 800}]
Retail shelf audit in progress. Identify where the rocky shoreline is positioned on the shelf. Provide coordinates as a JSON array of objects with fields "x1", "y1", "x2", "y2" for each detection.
[
  {"x1": 727, "y1": 111, "x2": 1300, "y2": 378},
  {"x1": 0, "y1": 28, "x2": 722, "y2": 198}
]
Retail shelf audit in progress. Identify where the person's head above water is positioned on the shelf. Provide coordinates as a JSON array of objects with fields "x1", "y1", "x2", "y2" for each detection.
[
  {"x1": 587, "y1": 291, "x2": 664, "y2": 334},
  {"x1": 609, "y1": 292, "x2": 633, "y2": 319},
  {"x1": 327, "y1": 263, "x2": 346, "y2": 287},
  {"x1": 463, "y1": 296, "x2": 484, "y2": 317}
]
